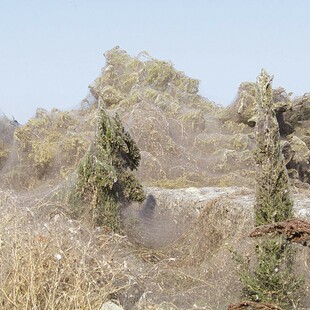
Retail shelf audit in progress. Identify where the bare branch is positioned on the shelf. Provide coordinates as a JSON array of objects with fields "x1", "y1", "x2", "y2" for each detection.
[
  {"x1": 249, "y1": 218, "x2": 310, "y2": 245},
  {"x1": 228, "y1": 301, "x2": 283, "y2": 310}
]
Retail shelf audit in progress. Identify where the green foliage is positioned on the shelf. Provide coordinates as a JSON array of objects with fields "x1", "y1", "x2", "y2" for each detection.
[
  {"x1": 76, "y1": 99, "x2": 145, "y2": 231},
  {"x1": 254, "y1": 70, "x2": 293, "y2": 226},
  {"x1": 239, "y1": 238, "x2": 304, "y2": 308},
  {"x1": 235, "y1": 70, "x2": 303, "y2": 309}
]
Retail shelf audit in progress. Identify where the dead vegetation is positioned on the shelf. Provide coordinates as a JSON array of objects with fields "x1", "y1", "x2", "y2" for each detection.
[
  {"x1": 0, "y1": 190, "x2": 132, "y2": 310},
  {"x1": 228, "y1": 301, "x2": 283, "y2": 310},
  {"x1": 249, "y1": 218, "x2": 310, "y2": 245},
  {"x1": 0, "y1": 48, "x2": 310, "y2": 309},
  {"x1": 0, "y1": 108, "x2": 92, "y2": 189},
  {"x1": 0, "y1": 114, "x2": 15, "y2": 169},
  {"x1": 0, "y1": 187, "x2": 250, "y2": 309},
  {"x1": 2, "y1": 47, "x2": 310, "y2": 191}
]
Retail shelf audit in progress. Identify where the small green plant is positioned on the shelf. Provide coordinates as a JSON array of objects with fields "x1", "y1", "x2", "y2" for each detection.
[
  {"x1": 76, "y1": 98, "x2": 145, "y2": 231},
  {"x1": 236, "y1": 237, "x2": 303, "y2": 308}
]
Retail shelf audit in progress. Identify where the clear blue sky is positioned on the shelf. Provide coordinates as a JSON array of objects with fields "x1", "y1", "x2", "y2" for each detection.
[{"x1": 1, "y1": 0, "x2": 309, "y2": 123}]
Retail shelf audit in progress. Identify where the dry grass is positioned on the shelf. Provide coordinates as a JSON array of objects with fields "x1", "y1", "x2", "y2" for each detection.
[
  {"x1": 0, "y1": 185, "x2": 309, "y2": 309},
  {"x1": 0, "y1": 190, "x2": 131, "y2": 310}
]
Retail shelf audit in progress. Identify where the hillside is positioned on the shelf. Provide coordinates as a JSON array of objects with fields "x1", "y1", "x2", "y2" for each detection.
[
  {"x1": 0, "y1": 47, "x2": 310, "y2": 309},
  {"x1": 1, "y1": 47, "x2": 310, "y2": 190}
]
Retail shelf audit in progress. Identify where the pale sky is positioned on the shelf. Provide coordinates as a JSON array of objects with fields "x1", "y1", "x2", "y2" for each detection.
[{"x1": 0, "y1": 0, "x2": 309, "y2": 123}]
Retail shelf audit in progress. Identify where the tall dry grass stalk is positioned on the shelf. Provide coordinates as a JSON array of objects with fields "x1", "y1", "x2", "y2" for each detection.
[{"x1": 0, "y1": 190, "x2": 130, "y2": 310}]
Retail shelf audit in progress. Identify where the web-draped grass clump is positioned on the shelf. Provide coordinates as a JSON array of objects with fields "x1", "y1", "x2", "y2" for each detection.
[
  {"x1": 0, "y1": 115, "x2": 15, "y2": 169},
  {"x1": 0, "y1": 139, "x2": 9, "y2": 168},
  {"x1": 76, "y1": 98, "x2": 145, "y2": 231},
  {"x1": 9, "y1": 109, "x2": 88, "y2": 188},
  {"x1": 234, "y1": 70, "x2": 304, "y2": 309},
  {"x1": 89, "y1": 46, "x2": 202, "y2": 111}
]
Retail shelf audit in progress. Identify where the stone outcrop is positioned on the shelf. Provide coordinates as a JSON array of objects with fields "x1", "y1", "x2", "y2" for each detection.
[{"x1": 229, "y1": 80, "x2": 310, "y2": 187}]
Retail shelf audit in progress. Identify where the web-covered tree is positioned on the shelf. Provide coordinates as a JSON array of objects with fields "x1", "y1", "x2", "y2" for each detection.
[
  {"x1": 254, "y1": 70, "x2": 293, "y2": 225},
  {"x1": 230, "y1": 70, "x2": 304, "y2": 310},
  {"x1": 76, "y1": 98, "x2": 145, "y2": 232}
]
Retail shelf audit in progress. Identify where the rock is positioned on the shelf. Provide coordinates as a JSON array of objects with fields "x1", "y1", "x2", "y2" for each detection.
[
  {"x1": 301, "y1": 135, "x2": 310, "y2": 149},
  {"x1": 232, "y1": 82, "x2": 256, "y2": 125},
  {"x1": 101, "y1": 301, "x2": 124, "y2": 310},
  {"x1": 281, "y1": 140, "x2": 294, "y2": 165},
  {"x1": 273, "y1": 87, "x2": 292, "y2": 113},
  {"x1": 230, "y1": 83, "x2": 292, "y2": 129},
  {"x1": 288, "y1": 135, "x2": 310, "y2": 163},
  {"x1": 139, "y1": 194, "x2": 156, "y2": 219},
  {"x1": 286, "y1": 135, "x2": 310, "y2": 184},
  {"x1": 247, "y1": 115, "x2": 257, "y2": 127},
  {"x1": 114, "y1": 283, "x2": 143, "y2": 309},
  {"x1": 276, "y1": 112, "x2": 294, "y2": 136},
  {"x1": 288, "y1": 168, "x2": 299, "y2": 180},
  {"x1": 274, "y1": 100, "x2": 292, "y2": 112},
  {"x1": 285, "y1": 93, "x2": 310, "y2": 125}
]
